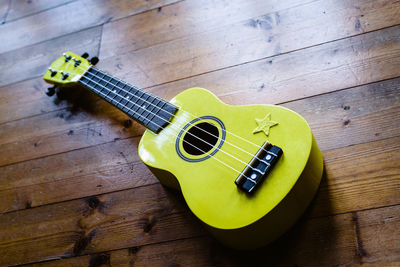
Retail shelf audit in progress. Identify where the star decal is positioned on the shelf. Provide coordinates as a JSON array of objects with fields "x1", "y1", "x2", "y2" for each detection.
[{"x1": 253, "y1": 113, "x2": 278, "y2": 136}]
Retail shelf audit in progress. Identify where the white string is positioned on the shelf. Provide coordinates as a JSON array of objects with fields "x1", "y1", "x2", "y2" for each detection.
[
  {"x1": 79, "y1": 75, "x2": 266, "y2": 177},
  {"x1": 72, "y1": 64, "x2": 272, "y2": 167},
  {"x1": 79, "y1": 77, "x2": 252, "y2": 177},
  {"x1": 92, "y1": 67, "x2": 270, "y2": 155},
  {"x1": 49, "y1": 61, "x2": 272, "y2": 180}
]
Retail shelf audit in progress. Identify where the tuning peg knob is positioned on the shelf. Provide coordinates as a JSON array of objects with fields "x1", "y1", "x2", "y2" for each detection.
[
  {"x1": 81, "y1": 52, "x2": 89, "y2": 59},
  {"x1": 45, "y1": 86, "x2": 56, "y2": 96},
  {"x1": 61, "y1": 72, "x2": 69, "y2": 80},
  {"x1": 64, "y1": 55, "x2": 72, "y2": 62},
  {"x1": 90, "y1": 56, "x2": 99, "y2": 65}
]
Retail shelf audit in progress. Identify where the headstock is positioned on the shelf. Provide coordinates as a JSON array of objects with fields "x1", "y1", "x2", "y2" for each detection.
[{"x1": 43, "y1": 52, "x2": 99, "y2": 96}]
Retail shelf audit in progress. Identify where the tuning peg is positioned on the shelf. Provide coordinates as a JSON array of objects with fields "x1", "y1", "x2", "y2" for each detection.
[
  {"x1": 74, "y1": 59, "x2": 82, "y2": 67},
  {"x1": 61, "y1": 72, "x2": 69, "y2": 80},
  {"x1": 90, "y1": 56, "x2": 99, "y2": 65},
  {"x1": 48, "y1": 68, "x2": 57, "y2": 77},
  {"x1": 64, "y1": 54, "x2": 72, "y2": 62},
  {"x1": 81, "y1": 52, "x2": 89, "y2": 59},
  {"x1": 45, "y1": 86, "x2": 57, "y2": 96}
]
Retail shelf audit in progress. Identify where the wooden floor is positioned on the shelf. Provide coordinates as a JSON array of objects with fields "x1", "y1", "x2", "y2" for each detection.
[{"x1": 0, "y1": 0, "x2": 399, "y2": 266}]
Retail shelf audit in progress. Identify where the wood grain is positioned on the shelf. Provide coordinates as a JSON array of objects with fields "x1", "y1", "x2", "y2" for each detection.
[
  {"x1": 312, "y1": 136, "x2": 400, "y2": 217},
  {"x1": 145, "y1": 25, "x2": 400, "y2": 105},
  {"x1": 100, "y1": 0, "x2": 310, "y2": 58},
  {"x1": 26, "y1": 205, "x2": 400, "y2": 267},
  {"x1": 0, "y1": 181, "x2": 396, "y2": 266},
  {"x1": 0, "y1": 26, "x2": 102, "y2": 87},
  {"x1": 0, "y1": 184, "x2": 204, "y2": 266},
  {"x1": 2, "y1": 0, "x2": 76, "y2": 23},
  {"x1": 3, "y1": 0, "x2": 398, "y2": 89},
  {"x1": 0, "y1": 0, "x2": 181, "y2": 54},
  {"x1": 357, "y1": 205, "x2": 400, "y2": 264},
  {"x1": 0, "y1": 77, "x2": 69, "y2": 125},
  {"x1": 100, "y1": 0, "x2": 400, "y2": 82},
  {"x1": 0, "y1": 1, "x2": 398, "y2": 120}
]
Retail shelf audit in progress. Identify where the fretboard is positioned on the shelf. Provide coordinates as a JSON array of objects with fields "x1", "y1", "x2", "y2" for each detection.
[{"x1": 79, "y1": 67, "x2": 178, "y2": 133}]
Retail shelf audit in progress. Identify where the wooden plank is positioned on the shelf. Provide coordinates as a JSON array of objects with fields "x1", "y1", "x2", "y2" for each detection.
[
  {"x1": 0, "y1": 26, "x2": 102, "y2": 87},
  {"x1": 0, "y1": 96, "x2": 145, "y2": 167},
  {"x1": 0, "y1": 0, "x2": 181, "y2": 54},
  {"x1": 0, "y1": 183, "x2": 205, "y2": 266},
  {"x1": 357, "y1": 205, "x2": 400, "y2": 264},
  {"x1": 144, "y1": 25, "x2": 400, "y2": 105},
  {"x1": 4, "y1": 0, "x2": 76, "y2": 23},
  {"x1": 100, "y1": 0, "x2": 400, "y2": 84},
  {"x1": 0, "y1": 78, "x2": 399, "y2": 213},
  {"x1": 26, "y1": 205, "x2": 400, "y2": 267},
  {"x1": 0, "y1": 77, "x2": 70, "y2": 125},
  {"x1": 100, "y1": 0, "x2": 310, "y2": 58},
  {"x1": 0, "y1": 137, "x2": 142, "y2": 193},
  {"x1": 283, "y1": 77, "x2": 400, "y2": 151},
  {"x1": 311, "y1": 136, "x2": 400, "y2": 217}
]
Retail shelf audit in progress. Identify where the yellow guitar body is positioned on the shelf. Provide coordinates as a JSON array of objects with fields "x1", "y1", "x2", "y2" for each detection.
[{"x1": 139, "y1": 88, "x2": 323, "y2": 249}]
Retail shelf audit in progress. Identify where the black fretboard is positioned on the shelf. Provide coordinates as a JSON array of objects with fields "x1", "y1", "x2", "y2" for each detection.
[{"x1": 79, "y1": 67, "x2": 178, "y2": 133}]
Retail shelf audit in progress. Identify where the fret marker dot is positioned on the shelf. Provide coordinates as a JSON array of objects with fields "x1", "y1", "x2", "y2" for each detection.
[
  {"x1": 265, "y1": 155, "x2": 272, "y2": 160},
  {"x1": 251, "y1": 173, "x2": 257, "y2": 179},
  {"x1": 126, "y1": 96, "x2": 129, "y2": 99}
]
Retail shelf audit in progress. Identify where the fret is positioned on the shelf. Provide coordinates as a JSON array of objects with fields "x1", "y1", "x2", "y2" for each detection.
[
  {"x1": 94, "y1": 69, "x2": 110, "y2": 95},
  {"x1": 103, "y1": 75, "x2": 118, "y2": 100},
  {"x1": 79, "y1": 67, "x2": 178, "y2": 133},
  {"x1": 86, "y1": 69, "x2": 110, "y2": 99},
  {"x1": 86, "y1": 69, "x2": 102, "y2": 93},
  {"x1": 126, "y1": 86, "x2": 140, "y2": 109},
  {"x1": 143, "y1": 96, "x2": 161, "y2": 126},
  {"x1": 115, "y1": 82, "x2": 130, "y2": 113},
  {"x1": 146, "y1": 100, "x2": 166, "y2": 129},
  {"x1": 136, "y1": 93, "x2": 151, "y2": 120},
  {"x1": 140, "y1": 94, "x2": 156, "y2": 125},
  {"x1": 123, "y1": 86, "x2": 138, "y2": 120},
  {"x1": 131, "y1": 89, "x2": 146, "y2": 117}
]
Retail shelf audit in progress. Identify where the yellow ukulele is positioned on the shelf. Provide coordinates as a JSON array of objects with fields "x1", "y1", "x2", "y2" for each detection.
[{"x1": 44, "y1": 52, "x2": 323, "y2": 249}]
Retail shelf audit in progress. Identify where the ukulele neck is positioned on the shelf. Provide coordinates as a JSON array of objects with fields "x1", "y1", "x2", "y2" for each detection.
[{"x1": 79, "y1": 67, "x2": 178, "y2": 133}]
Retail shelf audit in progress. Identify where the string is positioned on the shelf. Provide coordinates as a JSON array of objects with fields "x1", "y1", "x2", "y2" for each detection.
[
  {"x1": 52, "y1": 63, "x2": 271, "y2": 172},
  {"x1": 71, "y1": 64, "x2": 272, "y2": 166},
  {"x1": 92, "y1": 67, "x2": 270, "y2": 155},
  {"x1": 79, "y1": 75, "x2": 265, "y2": 178},
  {"x1": 78, "y1": 77, "x2": 258, "y2": 180},
  {"x1": 50, "y1": 61, "x2": 272, "y2": 179},
  {"x1": 57, "y1": 58, "x2": 268, "y2": 159}
]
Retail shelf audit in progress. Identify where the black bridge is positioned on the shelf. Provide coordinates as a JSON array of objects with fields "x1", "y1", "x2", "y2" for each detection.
[{"x1": 235, "y1": 142, "x2": 283, "y2": 193}]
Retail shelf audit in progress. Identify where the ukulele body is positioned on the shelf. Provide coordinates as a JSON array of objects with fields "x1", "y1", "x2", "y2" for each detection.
[{"x1": 138, "y1": 88, "x2": 323, "y2": 249}]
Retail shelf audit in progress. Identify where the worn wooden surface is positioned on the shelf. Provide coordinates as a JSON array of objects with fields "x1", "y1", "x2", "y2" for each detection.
[{"x1": 0, "y1": 0, "x2": 399, "y2": 266}]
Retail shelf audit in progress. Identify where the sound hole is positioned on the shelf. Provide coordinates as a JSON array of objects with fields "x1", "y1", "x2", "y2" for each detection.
[{"x1": 182, "y1": 122, "x2": 219, "y2": 156}]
